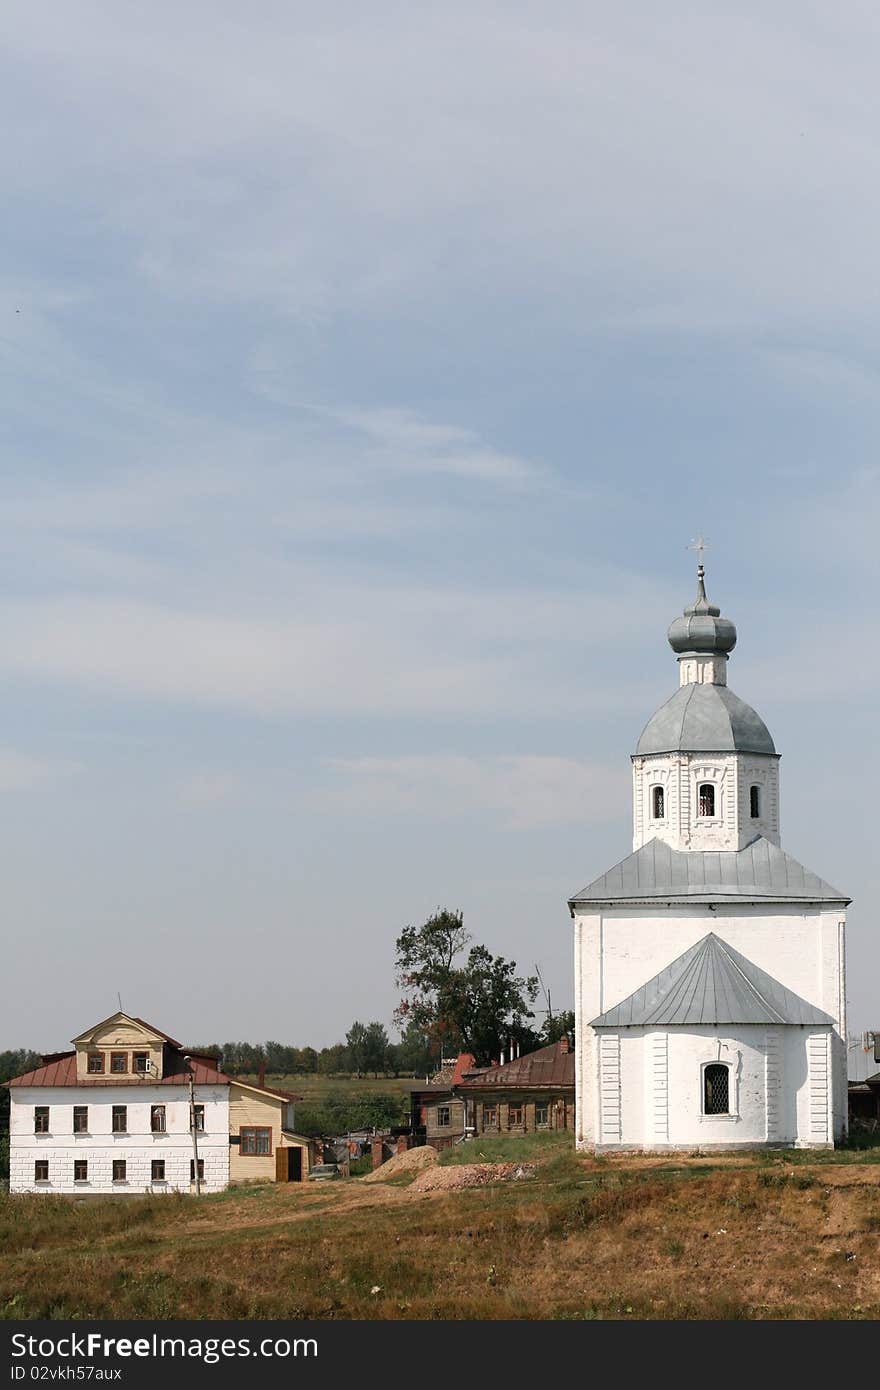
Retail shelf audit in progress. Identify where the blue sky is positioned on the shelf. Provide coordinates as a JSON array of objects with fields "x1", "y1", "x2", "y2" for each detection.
[{"x1": 1, "y1": 2, "x2": 878, "y2": 1051}]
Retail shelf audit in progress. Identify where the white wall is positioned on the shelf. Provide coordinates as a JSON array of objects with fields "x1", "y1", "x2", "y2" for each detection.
[
  {"x1": 574, "y1": 902, "x2": 847, "y2": 1150},
  {"x1": 591, "y1": 1024, "x2": 835, "y2": 1151},
  {"x1": 9, "y1": 1085, "x2": 230, "y2": 1194},
  {"x1": 632, "y1": 751, "x2": 780, "y2": 852}
]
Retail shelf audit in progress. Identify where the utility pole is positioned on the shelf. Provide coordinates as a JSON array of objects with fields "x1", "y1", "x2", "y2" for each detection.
[{"x1": 184, "y1": 1056, "x2": 201, "y2": 1195}]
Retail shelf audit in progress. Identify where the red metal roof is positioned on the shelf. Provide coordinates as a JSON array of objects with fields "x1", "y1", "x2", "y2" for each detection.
[
  {"x1": 4, "y1": 1051, "x2": 233, "y2": 1088},
  {"x1": 454, "y1": 1039, "x2": 574, "y2": 1090}
]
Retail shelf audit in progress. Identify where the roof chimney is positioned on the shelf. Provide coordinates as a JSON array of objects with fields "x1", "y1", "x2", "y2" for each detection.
[{"x1": 559, "y1": 1035, "x2": 570, "y2": 1054}]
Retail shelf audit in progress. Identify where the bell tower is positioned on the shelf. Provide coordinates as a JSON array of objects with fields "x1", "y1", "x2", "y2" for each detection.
[{"x1": 631, "y1": 562, "x2": 780, "y2": 853}]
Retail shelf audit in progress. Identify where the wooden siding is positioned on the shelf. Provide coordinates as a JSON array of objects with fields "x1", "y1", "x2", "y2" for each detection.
[
  {"x1": 470, "y1": 1093, "x2": 574, "y2": 1135},
  {"x1": 228, "y1": 1085, "x2": 311, "y2": 1183}
]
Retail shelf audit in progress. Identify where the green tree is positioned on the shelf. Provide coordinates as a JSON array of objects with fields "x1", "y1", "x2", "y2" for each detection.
[
  {"x1": 540, "y1": 1009, "x2": 575, "y2": 1046},
  {"x1": 345, "y1": 1021, "x2": 369, "y2": 1076},
  {"x1": 362, "y1": 1021, "x2": 390, "y2": 1077},
  {"x1": 393, "y1": 908, "x2": 538, "y2": 1067}
]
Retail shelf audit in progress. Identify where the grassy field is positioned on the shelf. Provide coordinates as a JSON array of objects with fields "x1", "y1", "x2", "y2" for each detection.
[
  {"x1": 2, "y1": 1134, "x2": 880, "y2": 1320},
  {"x1": 238, "y1": 1073, "x2": 417, "y2": 1100}
]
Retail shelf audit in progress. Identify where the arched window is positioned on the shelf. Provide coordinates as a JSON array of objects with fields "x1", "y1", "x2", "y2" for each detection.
[
  {"x1": 652, "y1": 785, "x2": 664, "y2": 819},
  {"x1": 703, "y1": 1063, "x2": 729, "y2": 1115},
  {"x1": 698, "y1": 783, "x2": 715, "y2": 817},
  {"x1": 750, "y1": 785, "x2": 760, "y2": 819}
]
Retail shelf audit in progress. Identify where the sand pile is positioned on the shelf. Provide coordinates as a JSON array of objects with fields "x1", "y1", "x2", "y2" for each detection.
[
  {"x1": 410, "y1": 1162, "x2": 536, "y2": 1192},
  {"x1": 362, "y1": 1145, "x2": 439, "y2": 1182}
]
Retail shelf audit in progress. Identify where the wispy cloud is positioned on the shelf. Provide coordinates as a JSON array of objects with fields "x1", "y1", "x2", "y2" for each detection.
[
  {"x1": 0, "y1": 748, "x2": 82, "y2": 792},
  {"x1": 325, "y1": 754, "x2": 625, "y2": 830}
]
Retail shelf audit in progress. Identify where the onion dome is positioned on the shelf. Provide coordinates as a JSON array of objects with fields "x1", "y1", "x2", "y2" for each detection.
[
  {"x1": 667, "y1": 564, "x2": 737, "y2": 657},
  {"x1": 636, "y1": 683, "x2": 776, "y2": 755}
]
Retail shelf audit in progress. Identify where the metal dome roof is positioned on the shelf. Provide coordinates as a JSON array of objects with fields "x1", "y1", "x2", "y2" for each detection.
[
  {"x1": 667, "y1": 563, "x2": 737, "y2": 657},
  {"x1": 636, "y1": 682, "x2": 776, "y2": 756}
]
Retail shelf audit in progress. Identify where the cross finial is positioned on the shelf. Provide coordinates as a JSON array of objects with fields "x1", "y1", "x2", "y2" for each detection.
[{"x1": 687, "y1": 534, "x2": 709, "y2": 576}]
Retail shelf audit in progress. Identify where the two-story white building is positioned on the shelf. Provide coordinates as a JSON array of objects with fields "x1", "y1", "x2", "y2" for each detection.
[{"x1": 5, "y1": 1012, "x2": 315, "y2": 1194}]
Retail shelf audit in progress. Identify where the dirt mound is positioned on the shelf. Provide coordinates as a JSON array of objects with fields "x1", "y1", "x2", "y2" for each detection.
[
  {"x1": 410, "y1": 1162, "x2": 536, "y2": 1192},
  {"x1": 362, "y1": 1145, "x2": 439, "y2": 1183}
]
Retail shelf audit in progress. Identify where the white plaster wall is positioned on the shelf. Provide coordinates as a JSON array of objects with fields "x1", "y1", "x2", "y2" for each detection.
[
  {"x1": 590, "y1": 1025, "x2": 834, "y2": 1151},
  {"x1": 9, "y1": 1085, "x2": 230, "y2": 1194},
  {"x1": 633, "y1": 752, "x2": 779, "y2": 852},
  {"x1": 573, "y1": 902, "x2": 846, "y2": 1150}
]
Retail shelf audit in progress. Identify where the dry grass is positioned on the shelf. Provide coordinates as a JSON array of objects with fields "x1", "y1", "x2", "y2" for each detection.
[{"x1": 2, "y1": 1140, "x2": 880, "y2": 1321}]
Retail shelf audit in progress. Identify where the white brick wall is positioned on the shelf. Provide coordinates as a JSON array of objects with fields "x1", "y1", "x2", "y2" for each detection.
[{"x1": 9, "y1": 1084, "x2": 230, "y2": 1194}]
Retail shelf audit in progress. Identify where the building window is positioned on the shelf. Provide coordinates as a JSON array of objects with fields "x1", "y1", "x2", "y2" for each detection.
[
  {"x1": 110, "y1": 1052, "x2": 128, "y2": 1073},
  {"x1": 74, "y1": 1160, "x2": 88, "y2": 1182},
  {"x1": 34, "y1": 1160, "x2": 49, "y2": 1182},
  {"x1": 133, "y1": 1052, "x2": 150, "y2": 1074},
  {"x1": 112, "y1": 1160, "x2": 127, "y2": 1183},
  {"x1": 651, "y1": 785, "x2": 665, "y2": 819},
  {"x1": 240, "y1": 1127, "x2": 272, "y2": 1155},
  {"x1": 703, "y1": 1063, "x2": 730, "y2": 1115},
  {"x1": 151, "y1": 1160, "x2": 165, "y2": 1182},
  {"x1": 73, "y1": 1106, "x2": 89, "y2": 1133},
  {"x1": 34, "y1": 1106, "x2": 49, "y2": 1134},
  {"x1": 193, "y1": 1104, "x2": 205, "y2": 1132},
  {"x1": 111, "y1": 1105, "x2": 127, "y2": 1133},
  {"x1": 698, "y1": 783, "x2": 716, "y2": 818},
  {"x1": 508, "y1": 1102, "x2": 523, "y2": 1128},
  {"x1": 436, "y1": 1106, "x2": 450, "y2": 1128},
  {"x1": 535, "y1": 1102, "x2": 550, "y2": 1127},
  {"x1": 190, "y1": 1159, "x2": 205, "y2": 1181},
  {"x1": 750, "y1": 785, "x2": 761, "y2": 818},
  {"x1": 87, "y1": 1053, "x2": 104, "y2": 1073},
  {"x1": 150, "y1": 1105, "x2": 166, "y2": 1133},
  {"x1": 482, "y1": 1103, "x2": 497, "y2": 1129}
]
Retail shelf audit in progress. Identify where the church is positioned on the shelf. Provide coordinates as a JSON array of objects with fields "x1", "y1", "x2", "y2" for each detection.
[{"x1": 569, "y1": 560, "x2": 849, "y2": 1151}]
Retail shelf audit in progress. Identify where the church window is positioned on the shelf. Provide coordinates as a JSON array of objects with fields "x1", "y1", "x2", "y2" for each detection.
[
  {"x1": 750, "y1": 785, "x2": 760, "y2": 818},
  {"x1": 703, "y1": 1063, "x2": 729, "y2": 1115},
  {"x1": 698, "y1": 783, "x2": 715, "y2": 817},
  {"x1": 651, "y1": 785, "x2": 665, "y2": 819}
]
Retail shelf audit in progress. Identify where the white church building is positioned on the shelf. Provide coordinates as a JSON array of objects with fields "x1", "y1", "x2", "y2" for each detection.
[{"x1": 570, "y1": 562, "x2": 849, "y2": 1152}]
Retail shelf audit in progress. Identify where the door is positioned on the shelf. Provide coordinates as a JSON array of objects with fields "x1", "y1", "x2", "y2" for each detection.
[
  {"x1": 288, "y1": 1147, "x2": 302, "y2": 1181},
  {"x1": 275, "y1": 1147, "x2": 287, "y2": 1182}
]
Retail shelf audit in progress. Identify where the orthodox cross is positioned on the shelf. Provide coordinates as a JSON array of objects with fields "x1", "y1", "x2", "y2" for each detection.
[{"x1": 687, "y1": 534, "x2": 709, "y2": 574}]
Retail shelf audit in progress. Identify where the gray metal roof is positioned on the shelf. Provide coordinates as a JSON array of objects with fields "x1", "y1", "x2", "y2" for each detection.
[
  {"x1": 591, "y1": 932, "x2": 834, "y2": 1028},
  {"x1": 636, "y1": 683, "x2": 776, "y2": 756},
  {"x1": 569, "y1": 835, "x2": 849, "y2": 908}
]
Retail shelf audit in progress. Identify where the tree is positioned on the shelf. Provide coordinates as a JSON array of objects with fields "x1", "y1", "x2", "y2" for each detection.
[
  {"x1": 393, "y1": 908, "x2": 538, "y2": 1067},
  {"x1": 540, "y1": 1009, "x2": 575, "y2": 1046},
  {"x1": 362, "y1": 1021, "x2": 389, "y2": 1077},
  {"x1": 345, "y1": 1021, "x2": 369, "y2": 1076}
]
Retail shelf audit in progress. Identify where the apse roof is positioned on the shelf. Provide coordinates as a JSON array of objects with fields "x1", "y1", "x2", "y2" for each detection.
[
  {"x1": 590, "y1": 932, "x2": 835, "y2": 1028},
  {"x1": 569, "y1": 836, "x2": 848, "y2": 909}
]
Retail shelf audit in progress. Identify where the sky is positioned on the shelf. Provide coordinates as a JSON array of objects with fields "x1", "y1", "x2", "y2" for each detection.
[{"x1": 1, "y1": 2, "x2": 879, "y2": 1053}]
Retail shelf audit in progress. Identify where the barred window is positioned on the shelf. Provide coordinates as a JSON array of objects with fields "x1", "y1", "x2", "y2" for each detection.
[
  {"x1": 750, "y1": 785, "x2": 760, "y2": 818},
  {"x1": 703, "y1": 1063, "x2": 730, "y2": 1115},
  {"x1": 652, "y1": 785, "x2": 665, "y2": 819},
  {"x1": 698, "y1": 783, "x2": 715, "y2": 817}
]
